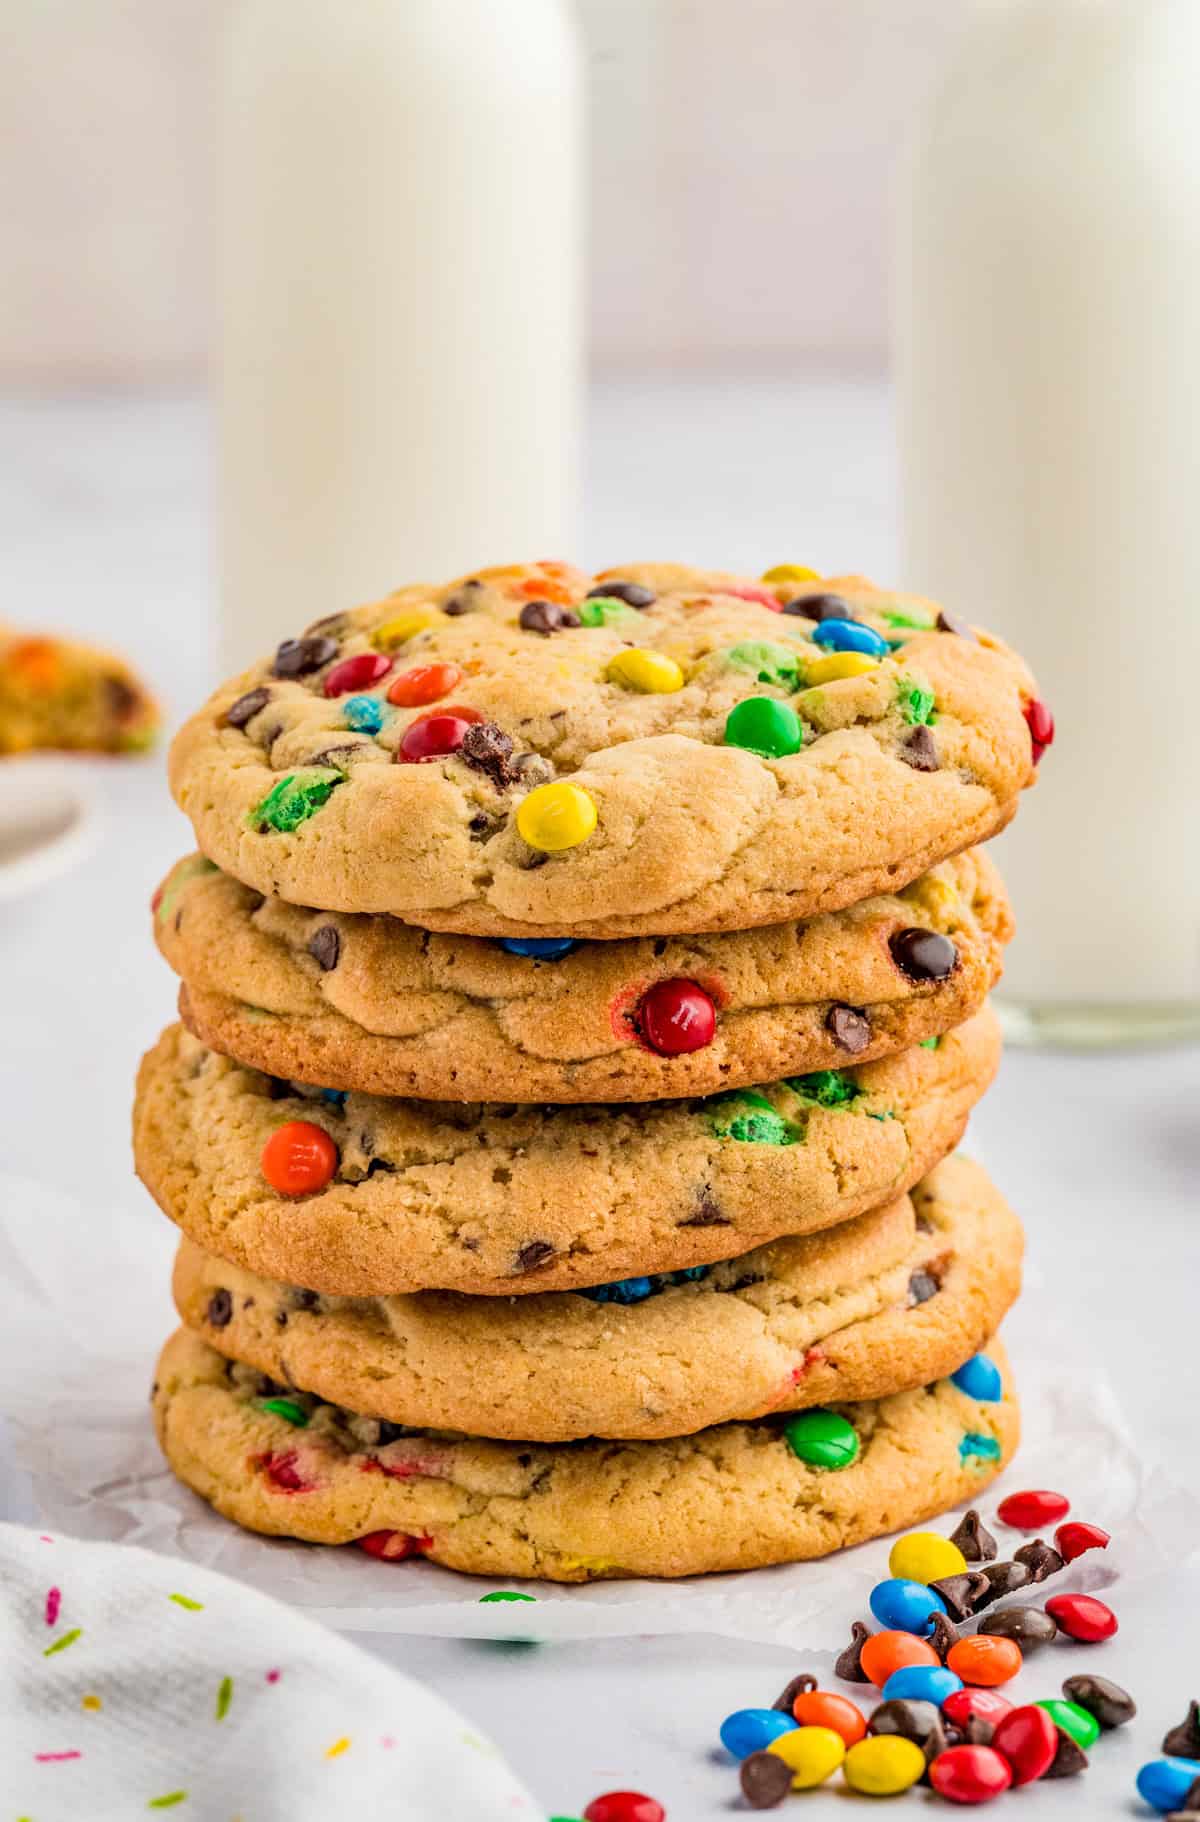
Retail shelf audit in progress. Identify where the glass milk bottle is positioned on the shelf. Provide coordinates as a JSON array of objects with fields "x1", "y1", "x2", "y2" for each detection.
[
  {"x1": 896, "y1": 0, "x2": 1200, "y2": 1044},
  {"x1": 217, "y1": 0, "x2": 582, "y2": 672}
]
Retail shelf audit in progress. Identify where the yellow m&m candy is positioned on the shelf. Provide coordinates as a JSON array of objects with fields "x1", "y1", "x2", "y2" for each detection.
[
  {"x1": 843, "y1": 1734, "x2": 926, "y2": 1796},
  {"x1": 804, "y1": 651, "x2": 880, "y2": 686},
  {"x1": 762, "y1": 563, "x2": 822, "y2": 584},
  {"x1": 516, "y1": 781, "x2": 597, "y2": 853},
  {"x1": 374, "y1": 608, "x2": 441, "y2": 650},
  {"x1": 767, "y1": 1724, "x2": 846, "y2": 1789},
  {"x1": 888, "y1": 1530, "x2": 968, "y2": 1585},
  {"x1": 606, "y1": 649, "x2": 684, "y2": 694}
]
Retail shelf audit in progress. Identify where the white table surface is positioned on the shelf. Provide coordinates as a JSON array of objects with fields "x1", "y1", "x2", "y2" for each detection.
[{"x1": 2, "y1": 379, "x2": 1197, "y2": 1817}]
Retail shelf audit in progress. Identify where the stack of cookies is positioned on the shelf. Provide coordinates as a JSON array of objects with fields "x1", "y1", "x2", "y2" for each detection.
[{"x1": 136, "y1": 561, "x2": 1049, "y2": 1582}]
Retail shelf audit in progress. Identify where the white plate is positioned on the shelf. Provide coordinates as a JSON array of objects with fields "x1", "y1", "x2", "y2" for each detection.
[{"x1": 0, "y1": 759, "x2": 99, "y2": 901}]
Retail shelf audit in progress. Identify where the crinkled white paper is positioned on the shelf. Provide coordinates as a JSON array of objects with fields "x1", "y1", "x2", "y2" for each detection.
[{"x1": 1, "y1": 1174, "x2": 1194, "y2": 1646}]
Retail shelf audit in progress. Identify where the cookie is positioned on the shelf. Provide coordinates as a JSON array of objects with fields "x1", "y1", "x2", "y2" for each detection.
[
  {"x1": 0, "y1": 624, "x2": 159, "y2": 755},
  {"x1": 155, "y1": 847, "x2": 1011, "y2": 1102},
  {"x1": 172, "y1": 1152, "x2": 1022, "y2": 1441},
  {"x1": 152, "y1": 1327, "x2": 1019, "y2": 1581},
  {"x1": 167, "y1": 562, "x2": 1043, "y2": 938},
  {"x1": 134, "y1": 1009, "x2": 1000, "y2": 1296}
]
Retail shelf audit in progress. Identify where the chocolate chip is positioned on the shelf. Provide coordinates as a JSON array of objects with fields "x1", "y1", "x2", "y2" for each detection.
[
  {"x1": 900, "y1": 725, "x2": 941, "y2": 772},
  {"x1": 974, "y1": 1560, "x2": 1031, "y2": 1606},
  {"x1": 889, "y1": 928, "x2": 959, "y2": 981},
  {"x1": 586, "y1": 580, "x2": 655, "y2": 609},
  {"x1": 739, "y1": 1750, "x2": 793, "y2": 1808},
  {"x1": 679, "y1": 1187, "x2": 730, "y2": 1228},
  {"x1": 907, "y1": 1269, "x2": 940, "y2": 1306},
  {"x1": 272, "y1": 635, "x2": 338, "y2": 678},
  {"x1": 519, "y1": 600, "x2": 580, "y2": 634},
  {"x1": 460, "y1": 720, "x2": 514, "y2": 789},
  {"x1": 927, "y1": 1610, "x2": 960, "y2": 1659},
  {"x1": 515, "y1": 1240, "x2": 555, "y2": 1273},
  {"x1": 206, "y1": 1289, "x2": 233, "y2": 1328},
  {"x1": 1063, "y1": 1674, "x2": 1136, "y2": 1730},
  {"x1": 1043, "y1": 1733, "x2": 1088, "y2": 1779},
  {"x1": 835, "y1": 1619, "x2": 871, "y2": 1683},
  {"x1": 1162, "y1": 1699, "x2": 1200, "y2": 1756},
  {"x1": 826, "y1": 1004, "x2": 871, "y2": 1054},
  {"x1": 978, "y1": 1605, "x2": 1059, "y2": 1647},
  {"x1": 949, "y1": 1508, "x2": 998, "y2": 1563},
  {"x1": 104, "y1": 674, "x2": 139, "y2": 718},
  {"x1": 443, "y1": 579, "x2": 483, "y2": 615},
  {"x1": 226, "y1": 687, "x2": 271, "y2": 728},
  {"x1": 376, "y1": 1420, "x2": 411, "y2": 1446},
  {"x1": 771, "y1": 1672, "x2": 816, "y2": 1712},
  {"x1": 869, "y1": 1697, "x2": 946, "y2": 1754},
  {"x1": 1014, "y1": 1538, "x2": 1064, "y2": 1582},
  {"x1": 469, "y1": 810, "x2": 505, "y2": 840},
  {"x1": 509, "y1": 752, "x2": 555, "y2": 789},
  {"x1": 960, "y1": 1715, "x2": 996, "y2": 1748},
  {"x1": 928, "y1": 1571, "x2": 989, "y2": 1622},
  {"x1": 780, "y1": 592, "x2": 858, "y2": 622},
  {"x1": 937, "y1": 609, "x2": 977, "y2": 640},
  {"x1": 288, "y1": 1287, "x2": 321, "y2": 1312},
  {"x1": 308, "y1": 742, "x2": 367, "y2": 769},
  {"x1": 275, "y1": 1308, "x2": 288, "y2": 1327},
  {"x1": 307, "y1": 925, "x2": 340, "y2": 971},
  {"x1": 303, "y1": 612, "x2": 348, "y2": 638}
]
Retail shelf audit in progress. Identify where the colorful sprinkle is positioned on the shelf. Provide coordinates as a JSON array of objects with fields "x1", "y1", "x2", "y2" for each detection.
[
  {"x1": 325, "y1": 1738, "x2": 352, "y2": 1759},
  {"x1": 215, "y1": 1675, "x2": 233, "y2": 1720},
  {"x1": 81, "y1": 1694, "x2": 102, "y2": 1712},
  {"x1": 43, "y1": 1628, "x2": 82, "y2": 1657},
  {"x1": 168, "y1": 1593, "x2": 204, "y2": 1611},
  {"x1": 265, "y1": 1669, "x2": 281, "y2": 1683},
  {"x1": 34, "y1": 1749, "x2": 82, "y2": 1762},
  {"x1": 44, "y1": 1585, "x2": 61, "y2": 1626},
  {"x1": 148, "y1": 1793, "x2": 188, "y2": 1808}
]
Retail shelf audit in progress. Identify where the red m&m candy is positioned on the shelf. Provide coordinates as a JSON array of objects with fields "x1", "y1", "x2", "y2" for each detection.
[
  {"x1": 1044, "y1": 1593, "x2": 1118, "y2": 1642},
  {"x1": 943, "y1": 1688, "x2": 1013, "y2": 1729},
  {"x1": 387, "y1": 662, "x2": 464, "y2": 707},
  {"x1": 323, "y1": 652, "x2": 393, "y2": 697},
  {"x1": 991, "y1": 1704, "x2": 1060, "y2": 1785},
  {"x1": 635, "y1": 980, "x2": 717, "y2": 1056},
  {"x1": 583, "y1": 1794, "x2": 665, "y2": 1822},
  {"x1": 260, "y1": 1120, "x2": 338, "y2": 1194},
  {"x1": 357, "y1": 1530, "x2": 431, "y2": 1560},
  {"x1": 1055, "y1": 1520, "x2": 1110, "y2": 1563},
  {"x1": 725, "y1": 583, "x2": 783, "y2": 612},
  {"x1": 397, "y1": 709, "x2": 481, "y2": 763},
  {"x1": 929, "y1": 1745, "x2": 1013, "y2": 1804},
  {"x1": 1023, "y1": 698, "x2": 1055, "y2": 762},
  {"x1": 996, "y1": 1488, "x2": 1069, "y2": 1529}
]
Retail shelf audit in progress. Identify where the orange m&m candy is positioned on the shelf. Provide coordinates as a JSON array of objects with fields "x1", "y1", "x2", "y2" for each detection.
[
  {"x1": 859, "y1": 1631, "x2": 940, "y2": 1690},
  {"x1": 387, "y1": 663, "x2": 464, "y2": 708},
  {"x1": 261, "y1": 1121, "x2": 338, "y2": 1195},
  {"x1": 947, "y1": 1634, "x2": 1023, "y2": 1687},
  {"x1": 792, "y1": 1690, "x2": 867, "y2": 1746}
]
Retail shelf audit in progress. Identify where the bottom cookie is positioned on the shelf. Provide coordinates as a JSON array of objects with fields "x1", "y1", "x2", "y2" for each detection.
[{"x1": 152, "y1": 1328, "x2": 1019, "y2": 1582}]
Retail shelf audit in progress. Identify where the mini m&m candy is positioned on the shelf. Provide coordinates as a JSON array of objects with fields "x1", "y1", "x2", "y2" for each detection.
[
  {"x1": 766, "y1": 1723, "x2": 846, "y2": 1788},
  {"x1": 859, "y1": 1631, "x2": 940, "y2": 1690},
  {"x1": 1044, "y1": 1592, "x2": 1118, "y2": 1642},
  {"x1": 881, "y1": 1665, "x2": 962, "y2": 1707},
  {"x1": 791, "y1": 1690, "x2": 866, "y2": 1746},
  {"x1": 1135, "y1": 1757, "x2": 1200, "y2": 1813},
  {"x1": 1054, "y1": 1519, "x2": 1110, "y2": 1562},
  {"x1": 928, "y1": 1744, "x2": 1013, "y2": 1804},
  {"x1": 582, "y1": 1793, "x2": 664, "y2": 1822},
  {"x1": 869, "y1": 1577, "x2": 949, "y2": 1636},
  {"x1": 842, "y1": 1734, "x2": 926, "y2": 1796},
  {"x1": 946, "y1": 1635, "x2": 1022, "y2": 1688},
  {"x1": 516, "y1": 781, "x2": 598, "y2": 852},
  {"x1": 782, "y1": 1409, "x2": 858, "y2": 1469},
  {"x1": 996, "y1": 1488, "x2": 1069, "y2": 1529},
  {"x1": 723, "y1": 697, "x2": 803, "y2": 759},
  {"x1": 719, "y1": 1708, "x2": 797, "y2": 1761},
  {"x1": 606, "y1": 649, "x2": 684, "y2": 694},
  {"x1": 888, "y1": 1531, "x2": 968, "y2": 1585},
  {"x1": 811, "y1": 618, "x2": 889, "y2": 658},
  {"x1": 260, "y1": 1121, "x2": 338, "y2": 1195},
  {"x1": 635, "y1": 980, "x2": 717, "y2": 1056}
]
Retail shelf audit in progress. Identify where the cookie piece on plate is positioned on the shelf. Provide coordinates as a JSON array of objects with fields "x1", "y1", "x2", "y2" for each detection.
[{"x1": 0, "y1": 625, "x2": 159, "y2": 755}]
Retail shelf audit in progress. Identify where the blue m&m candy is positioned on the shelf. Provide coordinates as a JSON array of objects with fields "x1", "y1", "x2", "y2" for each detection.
[
  {"x1": 881, "y1": 1665, "x2": 963, "y2": 1706},
  {"x1": 719, "y1": 1708, "x2": 797, "y2": 1761},
  {"x1": 811, "y1": 619, "x2": 889, "y2": 659},
  {"x1": 342, "y1": 693, "x2": 388, "y2": 734},
  {"x1": 869, "y1": 1577, "x2": 949, "y2": 1636},
  {"x1": 951, "y1": 1352, "x2": 1003, "y2": 1402},
  {"x1": 1136, "y1": 1758, "x2": 1200, "y2": 1813},
  {"x1": 497, "y1": 937, "x2": 579, "y2": 960}
]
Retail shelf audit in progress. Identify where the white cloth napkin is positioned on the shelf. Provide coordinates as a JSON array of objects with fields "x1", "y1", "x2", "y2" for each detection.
[{"x1": 0, "y1": 1521, "x2": 542, "y2": 1821}]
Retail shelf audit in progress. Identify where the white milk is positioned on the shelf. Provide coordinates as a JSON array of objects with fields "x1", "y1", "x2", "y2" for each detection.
[
  {"x1": 217, "y1": 0, "x2": 582, "y2": 671},
  {"x1": 896, "y1": 0, "x2": 1200, "y2": 1039}
]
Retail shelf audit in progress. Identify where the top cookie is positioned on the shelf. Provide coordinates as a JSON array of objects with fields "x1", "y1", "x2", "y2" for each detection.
[{"x1": 168, "y1": 562, "x2": 1045, "y2": 938}]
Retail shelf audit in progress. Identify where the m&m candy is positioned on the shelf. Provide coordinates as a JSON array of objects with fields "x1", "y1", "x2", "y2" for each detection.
[
  {"x1": 942, "y1": 1689, "x2": 1013, "y2": 1729},
  {"x1": 842, "y1": 1735, "x2": 925, "y2": 1796},
  {"x1": 766, "y1": 1724, "x2": 846, "y2": 1788},
  {"x1": 946, "y1": 1635, "x2": 1022, "y2": 1688},
  {"x1": 635, "y1": 980, "x2": 717, "y2": 1056},
  {"x1": 374, "y1": 608, "x2": 441, "y2": 648},
  {"x1": 582, "y1": 1794, "x2": 664, "y2": 1822},
  {"x1": 811, "y1": 618, "x2": 889, "y2": 658},
  {"x1": 356, "y1": 1531, "x2": 430, "y2": 1560},
  {"x1": 260, "y1": 1121, "x2": 338, "y2": 1195},
  {"x1": 516, "y1": 781, "x2": 598, "y2": 852},
  {"x1": 782, "y1": 1409, "x2": 858, "y2": 1469},
  {"x1": 761, "y1": 563, "x2": 821, "y2": 585},
  {"x1": 991, "y1": 1704, "x2": 1060, "y2": 1785},
  {"x1": 1036, "y1": 1699, "x2": 1100, "y2": 1751},
  {"x1": 881, "y1": 1666, "x2": 962, "y2": 1707},
  {"x1": 498, "y1": 937, "x2": 579, "y2": 960},
  {"x1": 869, "y1": 1577, "x2": 949, "y2": 1636},
  {"x1": 1135, "y1": 1758, "x2": 1200, "y2": 1814},
  {"x1": 950, "y1": 1354, "x2": 1004, "y2": 1403},
  {"x1": 791, "y1": 1690, "x2": 866, "y2": 1746},
  {"x1": 719, "y1": 1708, "x2": 796, "y2": 1761},
  {"x1": 397, "y1": 712, "x2": 478, "y2": 763},
  {"x1": 859, "y1": 1631, "x2": 939, "y2": 1690},
  {"x1": 606, "y1": 649, "x2": 684, "y2": 694},
  {"x1": 1044, "y1": 1593, "x2": 1118, "y2": 1642},
  {"x1": 724, "y1": 697, "x2": 803, "y2": 759},
  {"x1": 387, "y1": 662, "x2": 464, "y2": 707},
  {"x1": 323, "y1": 652, "x2": 392, "y2": 697},
  {"x1": 803, "y1": 651, "x2": 880, "y2": 685},
  {"x1": 888, "y1": 1531, "x2": 967, "y2": 1585},
  {"x1": 1024, "y1": 697, "x2": 1055, "y2": 762},
  {"x1": 996, "y1": 1489, "x2": 1069, "y2": 1529},
  {"x1": 1054, "y1": 1520, "x2": 1110, "y2": 1562},
  {"x1": 928, "y1": 1744, "x2": 1013, "y2": 1804}
]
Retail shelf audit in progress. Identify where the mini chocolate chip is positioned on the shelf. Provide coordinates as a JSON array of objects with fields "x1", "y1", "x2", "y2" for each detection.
[
  {"x1": 469, "y1": 811, "x2": 504, "y2": 840},
  {"x1": 679, "y1": 1187, "x2": 730, "y2": 1228},
  {"x1": 928, "y1": 1571, "x2": 989, "y2": 1622},
  {"x1": 376, "y1": 1420, "x2": 411, "y2": 1446},
  {"x1": 206, "y1": 1289, "x2": 233, "y2": 1328},
  {"x1": 900, "y1": 725, "x2": 941, "y2": 772},
  {"x1": 780, "y1": 591, "x2": 859, "y2": 622},
  {"x1": 275, "y1": 1308, "x2": 288, "y2": 1327},
  {"x1": 907, "y1": 1269, "x2": 940, "y2": 1306},
  {"x1": 949, "y1": 1508, "x2": 998, "y2": 1563},
  {"x1": 826, "y1": 1003, "x2": 871, "y2": 1054},
  {"x1": 974, "y1": 1560, "x2": 1031, "y2": 1606},
  {"x1": 272, "y1": 635, "x2": 338, "y2": 678},
  {"x1": 586, "y1": 580, "x2": 655, "y2": 609},
  {"x1": 771, "y1": 1672, "x2": 817, "y2": 1712},
  {"x1": 978, "y1": 1605, "x2": 1059, "y2": 1647},
  {"x1": 288, "y1": 1286, "x2": 321, "y2": 1312},
  {"x1": 515, "y1": 1240, "x2": 555, "y2": 1273},
  {"x1": 835, "y1": 1619, "x2": 871, "y2": 1683},
  {"x1": 889, "y1": 927, "x2": 959, "y2": 981},
  {"x1": 1062, "y1": 1674, "x2": 1136, "y2": 1730},
  {"x1": 937, "y1": 609, "x2": 977, "y2": 640},
  {"x1": 226, "y1": 687, "x2": 271, "y2": 729},
  {"x1": 927, "y1": 1610, "x2": 960, "y2": 1659},
  {"x1": 460, "y1": 720, "x2": 514, "y2": 789},
  {"x1": 443, "y1": 579, "x2": 483, "y2": 615},
  {"x1": 307, "y1": 925, "x2": 340, "y2": 971},
  {"x1": 519, "y1": 600, "x2": 581, "y2": 634},
  {"x1": 739, "y1": 1750, "x2": 792, "y2": 1809},
  {"x1": 1162, "y1": 1699, "x2": 1200, "y2": 1756},
  {"x1": 1014, "y1": 1538, "x2": 1064, "y2": 1582},
  {"x1": 1042, "y1": 1733, "x2": 1088, "y2": 1778},
  {"x1": 364, "y1": 1157, "x2": 395, "y2": 1178}
]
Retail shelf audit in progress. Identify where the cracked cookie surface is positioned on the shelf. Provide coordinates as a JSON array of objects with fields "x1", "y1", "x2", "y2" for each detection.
[
  {"x1": 155, "y1": 848, "x2": 1011, "y2": 1102},
  {"x1": 167, "y1": 562, "x2": 1040, "y2": 938},
  {"x1": 134, "y1": 1011, "x2": 1000, "y2": 1296},
  {"x1": 152, "y1": 1327, "x2": 1019, "y2": 1581},
  {"x1": 173, "y1": 1152, "x2": 1022, "y2": 1441}
]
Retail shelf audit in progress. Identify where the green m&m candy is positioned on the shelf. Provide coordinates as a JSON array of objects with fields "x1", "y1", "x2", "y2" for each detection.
[
  {"x1": 788, "y1": 1069, "x2": 860, "y2": 1108},
  {"x1": 724, "y1": 696, "x2": 803, "y2": 759},
  {"x1": 724, "y1": 641, "x2": 801, "y2": 688},
  {"x1": 479, "y1": 1591, "x2": 536, "y2": 1604},
  {"x1": 251, "y1": 768, "x2": 344, "y2": 833},
  {"x1": 783, "y1": 1409, "x2": 860, "y2": 1470},
  {"x1": 1036, "y1": 1700, "x2": 1101, "y2": 1751},
  {"x1": 259, "y1": 1397, "x2": 309, "y2": 1427},
  {"x1": 578, "y1": 596, "x2": 638, "y2": 628}
]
